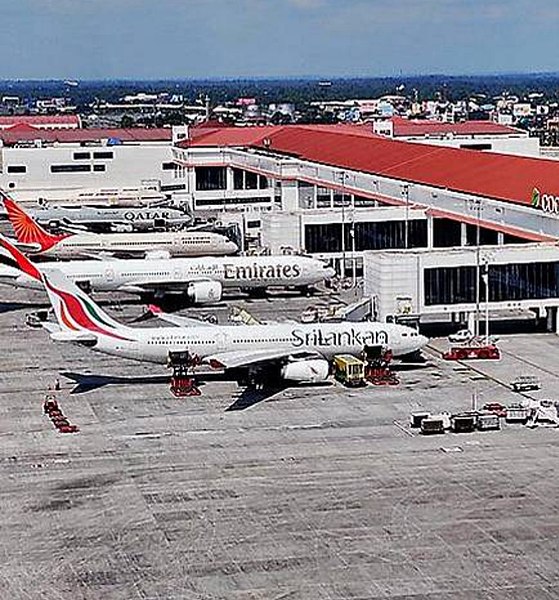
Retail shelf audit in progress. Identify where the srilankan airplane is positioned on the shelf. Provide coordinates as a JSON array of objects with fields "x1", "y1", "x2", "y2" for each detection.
[
  {"x1": 1, "y1": 193, "x2": 237, "y2": 258},
  {"x1": 0, "y1": 235, "x2": 428, "y2": 387},
  {"x1": 0, "y1": 246, "x2": 336, "y2": 304}
]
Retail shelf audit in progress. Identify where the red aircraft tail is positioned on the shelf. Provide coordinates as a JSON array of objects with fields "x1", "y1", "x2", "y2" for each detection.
[{"x1": 1, "y1": 191, "x2": 69, "y2": 252}]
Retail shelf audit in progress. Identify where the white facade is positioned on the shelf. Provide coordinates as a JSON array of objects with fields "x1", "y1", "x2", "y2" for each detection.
[
  {"x1": 0, "y1": 140, "x2": 183, "y2": 203},
  {"x1": 363, "y1": 244, "x2": 559, "y2": 332},
  {"x1": 402, "y1": 135, "x2": 541, "y2": 158}
]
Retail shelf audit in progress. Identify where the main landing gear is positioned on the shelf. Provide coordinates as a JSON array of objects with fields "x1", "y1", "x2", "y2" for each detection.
[
  {"x1": 168, "y1": 351, "x2": 202, "y2": 397},
  {"x1": 362, "y1": 345, "x2": 399, "y2": 386}
]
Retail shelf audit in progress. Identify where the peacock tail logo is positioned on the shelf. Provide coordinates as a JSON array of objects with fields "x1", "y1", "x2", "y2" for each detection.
[
  {"x1": 531, "y1": 187, "x2": 541, "y2": 208},
  {"x1": 44, "y1": 277, "x2": 132, "y2": 341}
]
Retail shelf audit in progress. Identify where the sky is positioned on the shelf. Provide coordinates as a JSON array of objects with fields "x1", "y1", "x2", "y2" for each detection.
[{"x1": 1, "y1": 0, "x2": 559, "y2": 79}]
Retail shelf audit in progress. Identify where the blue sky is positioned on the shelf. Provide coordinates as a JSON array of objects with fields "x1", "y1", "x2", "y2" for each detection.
[{"x1": 2, "y1": 0, "x2": 558, "y2": 79}]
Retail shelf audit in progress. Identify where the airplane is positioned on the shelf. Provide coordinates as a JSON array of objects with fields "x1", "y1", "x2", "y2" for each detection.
[
  {"x1": 26, "y1": 202, "x2": 192, "y2": 233},
  {"x1": 1, "y1": 193, "x2": 237, "y2": 258},
  {"x1": 0, "y1": 235, "x2": 428, "y2": 388},
  {"x1": 0, "y1": 241, "x2": 336, "y2": 304}
]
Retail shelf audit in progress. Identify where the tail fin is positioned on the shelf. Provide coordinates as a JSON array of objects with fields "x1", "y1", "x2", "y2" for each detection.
[
  {"x1": 0, "y1": 191, "x2": 68, "y2": 252},
  {"x1": 42, "y1": 270, "x2": 134, "y2": 341},
  {"x1": 0, "y1": 233, "x2": 42, "y2": 280}
]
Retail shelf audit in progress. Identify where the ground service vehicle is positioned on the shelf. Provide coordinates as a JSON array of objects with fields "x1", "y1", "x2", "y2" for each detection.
[
  {"x1": 448, "y1": 329, "x2": 473, "y2": 344},
  {"x1": 511, "y1": 375, "x2": 542, "y2": 392},
  {"x1": 333, "y1": 355, "x2": 365, "y2": 387}
]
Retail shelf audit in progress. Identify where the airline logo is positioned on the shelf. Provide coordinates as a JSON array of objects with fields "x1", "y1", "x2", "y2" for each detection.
[
  {"x1": 3, "y1": 196, "x2": 68, "y2": 250},
  {"x1": 531, "y1": 187, "x2": 559, "y2": 215},
  {"x1": 291, "y1": 327, "x2": 389, "y2": 348},
  {"x1": 224, "y1": 263, "x2": 302, "y2": 280},
  {"x1": 0, "y1": 235, "x2": 41, "y2": 280},
  {"x1": 44, "y1": 276, "x2": 133, "y2": 341},
  {"x1": 123, "y1": 210, "x2": 172, "y2": 222}
]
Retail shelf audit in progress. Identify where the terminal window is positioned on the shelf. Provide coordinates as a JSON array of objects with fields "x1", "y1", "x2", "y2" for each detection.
[
  {"x1": 51, "y1": 164, "x2": 92, "y2": 173},
  {"x1": 195, "y1": 166, "x2": 226, "y2": 191},
  {"x1": 424, "y1": 262, "x2": 559, "y2": 306},
  {"x1": 304, "y1": 220, "x2": 427, "y2": 253}
]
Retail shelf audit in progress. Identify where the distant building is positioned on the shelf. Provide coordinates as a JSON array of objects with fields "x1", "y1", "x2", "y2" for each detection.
[
  {"x1": 0, "y1": 115, "x2": 81, "y2": 130},
  {"x1": 373, "y1": 116, "x2": 539, "y2": 157},
  {"x1": 0, "y1": 126, "x2": 183, "y2": 202}
]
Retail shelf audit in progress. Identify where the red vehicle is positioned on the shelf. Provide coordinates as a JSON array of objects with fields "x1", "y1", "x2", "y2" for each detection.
[
  {"x1": 482, "y1": 402, "x2": 507, "y2": 418},
  {"x1": 443, "y1": 344, "x2": 500, "y2": 361}
]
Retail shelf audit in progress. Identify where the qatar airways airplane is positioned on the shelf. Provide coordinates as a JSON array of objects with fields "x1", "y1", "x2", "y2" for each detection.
[
  {"x1": 0, "y1": 249, "x2": 335, "y2": 304},
  {"x1": 1, "y1": 193, "x2": 237, "y2": 258},
  {"x1": 0, "y1": 236, "x2": 428, "y2": 386}
]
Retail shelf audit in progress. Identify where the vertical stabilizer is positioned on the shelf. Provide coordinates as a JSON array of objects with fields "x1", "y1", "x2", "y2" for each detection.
[{"x1": 1, "y1": 191, "x2": 69, "y2": 252}]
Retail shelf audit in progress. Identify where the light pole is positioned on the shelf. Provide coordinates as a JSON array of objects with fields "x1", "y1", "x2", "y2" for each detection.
[
  {"x1": 469, "y1": 198, "x2": 483, "y2": 338},
  {"x1": 351, "y1": 206, "x2": 357, "y2": 288},
  {"x1": 401, "y1": 184, "x2": 410, "y2": 249},
  {"x1": 338, "y1": 171, "x2": 347, "y2": 281}
]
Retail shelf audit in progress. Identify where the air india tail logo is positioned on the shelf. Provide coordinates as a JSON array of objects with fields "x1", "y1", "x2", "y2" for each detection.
[{"x1": 3, "y1": 197, "x2": 68, "y2": 250}]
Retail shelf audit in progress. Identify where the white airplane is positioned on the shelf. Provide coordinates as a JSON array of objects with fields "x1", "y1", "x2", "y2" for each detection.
[
  {"x1": 1, "y1": 193, "x2": 237, "y2": 258},
  {"x1": 0, "y1": 235, "x2": 428, "y2": 387},
  {"x1": 0, "y1": 249, "x2": 336, "y2": 305}
]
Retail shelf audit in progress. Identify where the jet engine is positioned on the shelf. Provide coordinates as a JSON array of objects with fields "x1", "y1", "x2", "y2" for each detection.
[
  {"x1": 186, "y1": 280, "x2": 222, "y2": 305},
  {"x1": 280, "y1": 358, "x2": 329, "y2": 383},
  {"x1": 111, "y1": 223, "x2": 134, "y2": 233}
]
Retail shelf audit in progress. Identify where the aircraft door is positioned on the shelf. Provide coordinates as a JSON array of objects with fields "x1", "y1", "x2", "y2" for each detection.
[
  {"x1": 105, "y1": 267, "x2": 115, "y2": 282},
  {"x1": 215, "y1": 332, "x2": 229, "y2": 352}
]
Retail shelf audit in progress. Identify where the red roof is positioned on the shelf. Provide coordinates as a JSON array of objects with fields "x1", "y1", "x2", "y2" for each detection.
[
  {"x1": 181, "y1": 124, "x2": 558, "y2": 208},
  {"x1": 0, "y1": 115, "x2": 80, "y2": 126},
  {"x1": 0, "y1": 125, "x2": 172, "y2": 145},
  {"x1": 389, "y1": 116, "x2": 522, "y2": 137}
]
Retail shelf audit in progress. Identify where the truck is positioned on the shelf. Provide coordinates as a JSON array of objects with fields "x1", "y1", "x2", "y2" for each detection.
[
  {"x1": 333, "y1": 355, "x2": 365, "y2": 387},
  {"x1": 510, "y1": 375, "x2": 541, "y2": 393}
]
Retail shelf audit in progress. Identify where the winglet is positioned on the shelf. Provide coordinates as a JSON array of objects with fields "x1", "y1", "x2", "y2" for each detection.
[
  {"x1": 0, "y1": 233, "x2": 41, "y2": 280},
  {"x1": 0, "y1": 191, "x2": 69, "y2": 252}
]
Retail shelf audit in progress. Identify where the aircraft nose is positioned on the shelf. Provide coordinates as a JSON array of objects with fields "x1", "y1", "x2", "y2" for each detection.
[
  {"x1": 324, "y1": 266, "x2": 336, "y2": 279},
  {"x1": 417, "y1": 334, "x2": 429, "y2": 349}
]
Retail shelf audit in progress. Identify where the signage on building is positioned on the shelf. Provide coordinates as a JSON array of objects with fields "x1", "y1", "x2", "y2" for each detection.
[{"x1": 531, "y1": 187, "x2": 559, "y2": 215}]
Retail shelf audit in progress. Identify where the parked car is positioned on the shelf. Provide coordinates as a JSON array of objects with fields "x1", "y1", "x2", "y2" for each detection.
[
  {"x1": 510, "y1": 375, "x2": 542, "y2": 393},
  {"x1": 448, "y1": 329, "x2": 474, "y2": 344}
]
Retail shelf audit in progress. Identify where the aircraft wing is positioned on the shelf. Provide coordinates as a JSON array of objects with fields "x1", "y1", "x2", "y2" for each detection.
[
  {"x1": 147, "y1": 304, "x2": 216, "y2": 327},
  {"x1": 206, "y1": 349, "x2": 315, "y2": 370}
]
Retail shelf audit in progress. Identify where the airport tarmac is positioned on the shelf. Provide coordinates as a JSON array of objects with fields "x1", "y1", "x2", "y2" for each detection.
[{"x1": 2, "y1": 286, "x2": 559, "y2": 599}]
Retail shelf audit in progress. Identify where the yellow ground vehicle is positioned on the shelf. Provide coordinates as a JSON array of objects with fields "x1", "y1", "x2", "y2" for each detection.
[{"x1": 333, "y1": 355, "x2": 365, "y2": 387}]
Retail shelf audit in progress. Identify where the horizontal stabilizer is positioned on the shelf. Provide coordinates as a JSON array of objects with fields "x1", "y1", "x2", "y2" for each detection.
[{"x1": 50, "y1": 330, "x2": 98, "y2": 344}]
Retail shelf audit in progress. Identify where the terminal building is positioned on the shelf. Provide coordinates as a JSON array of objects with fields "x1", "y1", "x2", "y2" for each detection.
[
  {"x1": 0, "y1": 124, "x2": 186, "y2": 202},
  {"x1": 172, "y1": 123, "x2": 559, "y2": 331}
]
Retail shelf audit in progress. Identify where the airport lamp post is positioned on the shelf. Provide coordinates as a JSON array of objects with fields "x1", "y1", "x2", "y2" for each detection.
[
  {"x1": 339, "y1": 171, "x2": 348, "y2": 281},
  {"x1": 401, "y1": 184, "x2": 410, "y2": 249},
  {"x1": 469, "y1": 198, "x2": 483, "y2": 338},
  {"x1": 350, "y1": 206, "x2": 357, "y2": 288}
]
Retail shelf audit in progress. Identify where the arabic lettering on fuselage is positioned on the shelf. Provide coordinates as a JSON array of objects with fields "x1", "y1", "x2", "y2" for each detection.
[
  {"x1": 224, "y1": 263, "x2": 302, "y2": 280},
  {"x1": 291, "y1": 327, "x2": 389, "y2": 348}
]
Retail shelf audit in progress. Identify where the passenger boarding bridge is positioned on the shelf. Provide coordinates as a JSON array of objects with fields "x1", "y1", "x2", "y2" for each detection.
[{"x1": 363, "y1": 244, "x2": 559, "y2": 334}]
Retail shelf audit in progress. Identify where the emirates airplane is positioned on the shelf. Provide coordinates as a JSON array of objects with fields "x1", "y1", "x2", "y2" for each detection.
[
  {"x1": 0, "y1": 236, "x2": 428, "y2": 386},
  {"x1": 0, "y1": 251, "x2": 335, "y2": 305},
  {"x1": 1, "y1": 193, "x2": 237, "y2": 258}
]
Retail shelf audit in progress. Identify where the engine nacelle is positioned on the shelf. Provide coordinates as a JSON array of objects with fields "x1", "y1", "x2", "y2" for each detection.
[
  {"x1": 281, "y1": 359, "x2": 329, "y2": 383},
  {"x1": 186, "y1": 280, "x2": 222, "y2": 305},
  {"x1": 112, "y1": 223, "x2": 134, "y2": 233}
]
